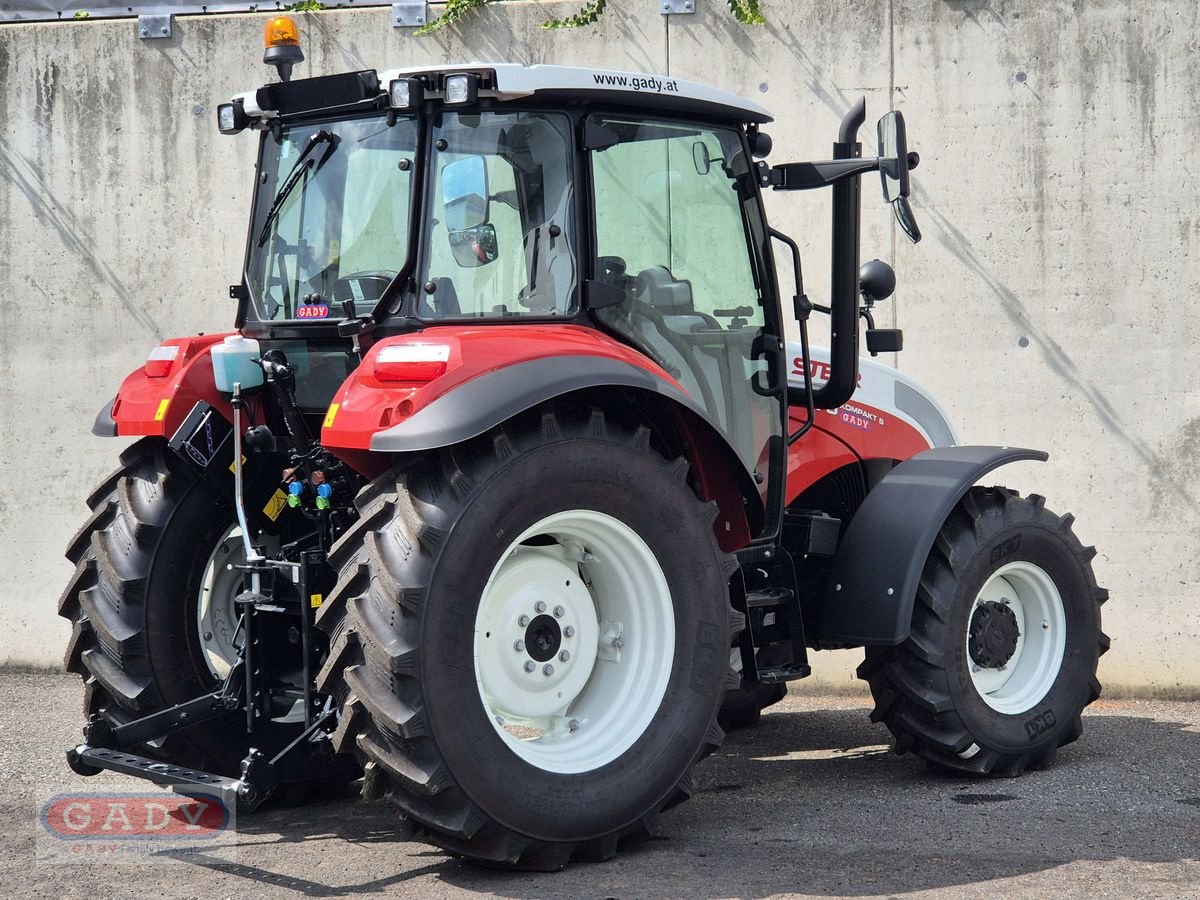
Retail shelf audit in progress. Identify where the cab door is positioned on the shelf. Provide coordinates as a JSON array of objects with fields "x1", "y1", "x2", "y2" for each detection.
[{"x1": 587, "y1": 115, "x2": 786, "y2": 525}]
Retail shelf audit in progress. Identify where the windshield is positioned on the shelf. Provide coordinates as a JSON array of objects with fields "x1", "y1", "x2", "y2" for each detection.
[{"x1": 246, "y1": 116, "x2": 418, "y2": 322}]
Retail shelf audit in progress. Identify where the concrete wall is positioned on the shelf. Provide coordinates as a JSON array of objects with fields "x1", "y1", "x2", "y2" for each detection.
[{"x1": 2, "y1": 1, "x2": 1196, "y2": 696}]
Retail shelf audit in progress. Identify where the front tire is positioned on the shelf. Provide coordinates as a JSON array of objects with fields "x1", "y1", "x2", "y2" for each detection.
[
  {"x1": 858, "y1": 487, "x2": 1109, "y2": 776},
  {"x1": 316, "y1": 408, "x2": 740, "y2": 868}
]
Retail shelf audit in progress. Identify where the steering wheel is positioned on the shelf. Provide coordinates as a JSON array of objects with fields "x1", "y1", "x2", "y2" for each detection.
[{"x1": 332, "y1": 271, "x2": 398, "y2": 311}]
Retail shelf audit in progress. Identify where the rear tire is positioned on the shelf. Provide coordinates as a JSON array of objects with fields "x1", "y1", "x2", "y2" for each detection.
[
  {"x1": 316, "y1": 408, "x2": 740, "y2": 868},
  {"x1": 59, "y1": 438, "x2": 298, "y2": 774},
  {"x1": 858, "y1": 487, "x2": 1109, "y2": 775}
]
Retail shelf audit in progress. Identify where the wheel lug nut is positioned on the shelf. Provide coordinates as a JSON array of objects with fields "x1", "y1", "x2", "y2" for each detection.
[
  {"x1": 568, "y1": 718, "x2": 579, "y2": 732},
  {"x1": 535, "y1": 601, "x2": 547, "y2": 613},
  {"x1": 559, "y1": 650, "x2": 570, "y2": 662},
  {"x1": 563, "y1": 625, "x2": 575, "y2": 638},
  {"x1": 524, "y1": 661, "x2": 536, "y2": 673},
  {"x1": 543, "y1": 664, "x2": 555, "y2": 676},
  {"x1": 518, "y1": 615, "x2": 530, "y2": 627},
  {"x1": 513, "y1": 639, "x2": 525, "y2": 652},
  {"x1": 612, "y1": 637, "x2": 624, "y2": 650},
  {"x1": 553, "y1": 605, "x2": 565, "y2": 618}
]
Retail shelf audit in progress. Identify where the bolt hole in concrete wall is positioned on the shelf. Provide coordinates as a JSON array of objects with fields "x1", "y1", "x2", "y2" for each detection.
[{"x1": 2, "y1": 1, "x2": 1197, "y2": 696}]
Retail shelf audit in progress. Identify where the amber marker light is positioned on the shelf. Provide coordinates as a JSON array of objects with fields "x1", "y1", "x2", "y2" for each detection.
[{"x1": 263, "y1": 15, "x2": 304, "y2": 83}]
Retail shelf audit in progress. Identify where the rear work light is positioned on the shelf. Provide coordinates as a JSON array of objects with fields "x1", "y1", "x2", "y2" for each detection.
[
  {"x1": 144, "y1": 345, "x2": 180, "y2": 378},
  {"x1": 374, "y1": 344, "x2": 450, "y2": 383},
  {"x1": 217, "y1": 100, "x2": 249, "y2": 135},
  {"x1": 443, "y1": 73, "x2": 479, "y2": 105},
  {"x1": 389, "y1": 77, "x2": 424, "y2": 110}
]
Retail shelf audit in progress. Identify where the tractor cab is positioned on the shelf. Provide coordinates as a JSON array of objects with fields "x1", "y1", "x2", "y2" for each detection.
[{"x1": 220, "y1": 39, "x2": 920, "y2": 543}]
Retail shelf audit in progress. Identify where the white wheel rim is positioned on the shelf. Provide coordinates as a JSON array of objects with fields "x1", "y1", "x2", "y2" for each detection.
[
  {"x1": 197, "y1": 527, "x2": 246, "y2": 681},
  {"x1": 473, "y1": 510, "x2": 675, "y2": 774},
  {"x1": 966, "y1": 561, "x2": 1067, "y2": 714},
  {"x1": 196, "y1": 527, "x2": 301, "y2": 723}
]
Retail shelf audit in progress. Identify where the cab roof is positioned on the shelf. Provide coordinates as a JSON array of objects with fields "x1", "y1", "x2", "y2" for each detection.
[
  {"x1": 239, "y1": 62, "x2": 773, "y2": 125},
  {"x1": 382, "y1": 63, "x2": 773, "y2": 124}
]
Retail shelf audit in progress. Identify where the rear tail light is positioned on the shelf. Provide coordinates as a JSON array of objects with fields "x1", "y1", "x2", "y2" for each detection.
[
  {"x1": 373, "y1": 344, "x2": 450, "y2": 383},
  {"x1": 144, "y1": 345, "x2": 180, "y2": 378}
]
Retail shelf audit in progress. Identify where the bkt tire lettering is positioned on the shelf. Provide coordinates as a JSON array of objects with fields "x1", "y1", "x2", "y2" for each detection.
[
  {"x1": 990, "y1": 535, "x2": 1021, "y2": 564},
  {"x1": 1023, "y1": 709, "x2": 1057, "y2": 742}
]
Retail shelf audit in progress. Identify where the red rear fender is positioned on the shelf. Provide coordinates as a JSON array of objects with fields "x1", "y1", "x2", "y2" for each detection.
[
  {"x1": 321, "y1": 325, "x2": 682, "y2": 452},
  {"x1": 107, "y1": 335, "x2": 233, "y2": 437},
  {"x1": 321, "y1": 325, "x2": 761, "y2": 550}
]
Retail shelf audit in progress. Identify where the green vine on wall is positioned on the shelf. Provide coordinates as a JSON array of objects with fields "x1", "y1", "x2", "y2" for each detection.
[
  {"x1": 417, "y1": 0, "x2": 766, "y2": 35},
  {"x1": 65, "y1": 0, "x2": 762, "y2": 31},
  {"x1": 725, "y1": 0, "x2": 764, "y2": 26},
  {"x1": 543, "y1": 0, "x2": 607, "y2": 30}
]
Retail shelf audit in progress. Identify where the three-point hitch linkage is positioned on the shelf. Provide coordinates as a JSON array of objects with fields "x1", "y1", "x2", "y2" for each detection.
[{"x1": 67, "y1": 352, "x2": 354, "y2": 811}]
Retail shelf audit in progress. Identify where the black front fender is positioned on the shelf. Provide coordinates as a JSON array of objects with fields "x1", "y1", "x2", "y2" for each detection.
[{"x1": 817, "y1": 445, "x2": 1048, "y2": 646}]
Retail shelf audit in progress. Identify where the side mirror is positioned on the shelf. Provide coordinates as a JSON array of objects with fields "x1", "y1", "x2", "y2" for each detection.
[
  {"x1": 692, "y1": 141, "x2": 712, "y2": 176},
  {"x1": 441, "y1": 156, "x2": 489, "y2": 232},
  {"x1": 877, "y1": 111, "x2": 911, "y2": 201},
  {"x1": 448, "y1": 223, "x2": 498, "y2": 268},
  {"x1": 876, "y1": 111, "x2": 922, "y2": 244}
]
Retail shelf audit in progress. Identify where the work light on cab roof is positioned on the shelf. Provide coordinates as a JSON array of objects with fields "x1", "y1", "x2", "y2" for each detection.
[{"x1": 388, "y1": 76, "x2": 423, "y2": 110}]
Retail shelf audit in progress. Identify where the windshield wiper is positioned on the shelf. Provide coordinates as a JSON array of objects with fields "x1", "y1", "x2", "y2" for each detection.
[{"x1": 256, "y1": 129, "x2": 338, "y2": 247}]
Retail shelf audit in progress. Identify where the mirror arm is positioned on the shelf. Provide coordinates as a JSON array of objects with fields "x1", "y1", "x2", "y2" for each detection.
[{"x1": 763, "y1": 157, "x2": 882, "y2": 191}]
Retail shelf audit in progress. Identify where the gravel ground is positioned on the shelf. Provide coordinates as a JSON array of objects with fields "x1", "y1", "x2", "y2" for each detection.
[{"x1": 2, "y1": 672, "x2": 1197, "y2": 899}]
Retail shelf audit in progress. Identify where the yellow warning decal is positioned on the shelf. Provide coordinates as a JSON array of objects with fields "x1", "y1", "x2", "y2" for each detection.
[
  {"x1": 154, "y1": 398, "x2": 171, "y2": 422},
  {"x1": 228, "y1": 454, "x2": 247, "y2": 474},
  {"x1": 263, "y1": 488, "x2": 289, "y2": 522},
  {"x1": 310, "y1": 593, "x2": 324, "y2": 609},
  {"x1": 323, "y1": 403, "x2": 340, "y2": 429}
]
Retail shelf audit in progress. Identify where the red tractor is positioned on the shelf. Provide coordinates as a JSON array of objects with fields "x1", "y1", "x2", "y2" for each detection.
[{"x1": 61, "y1": 18, "x2": 1107, "y2": 870}]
